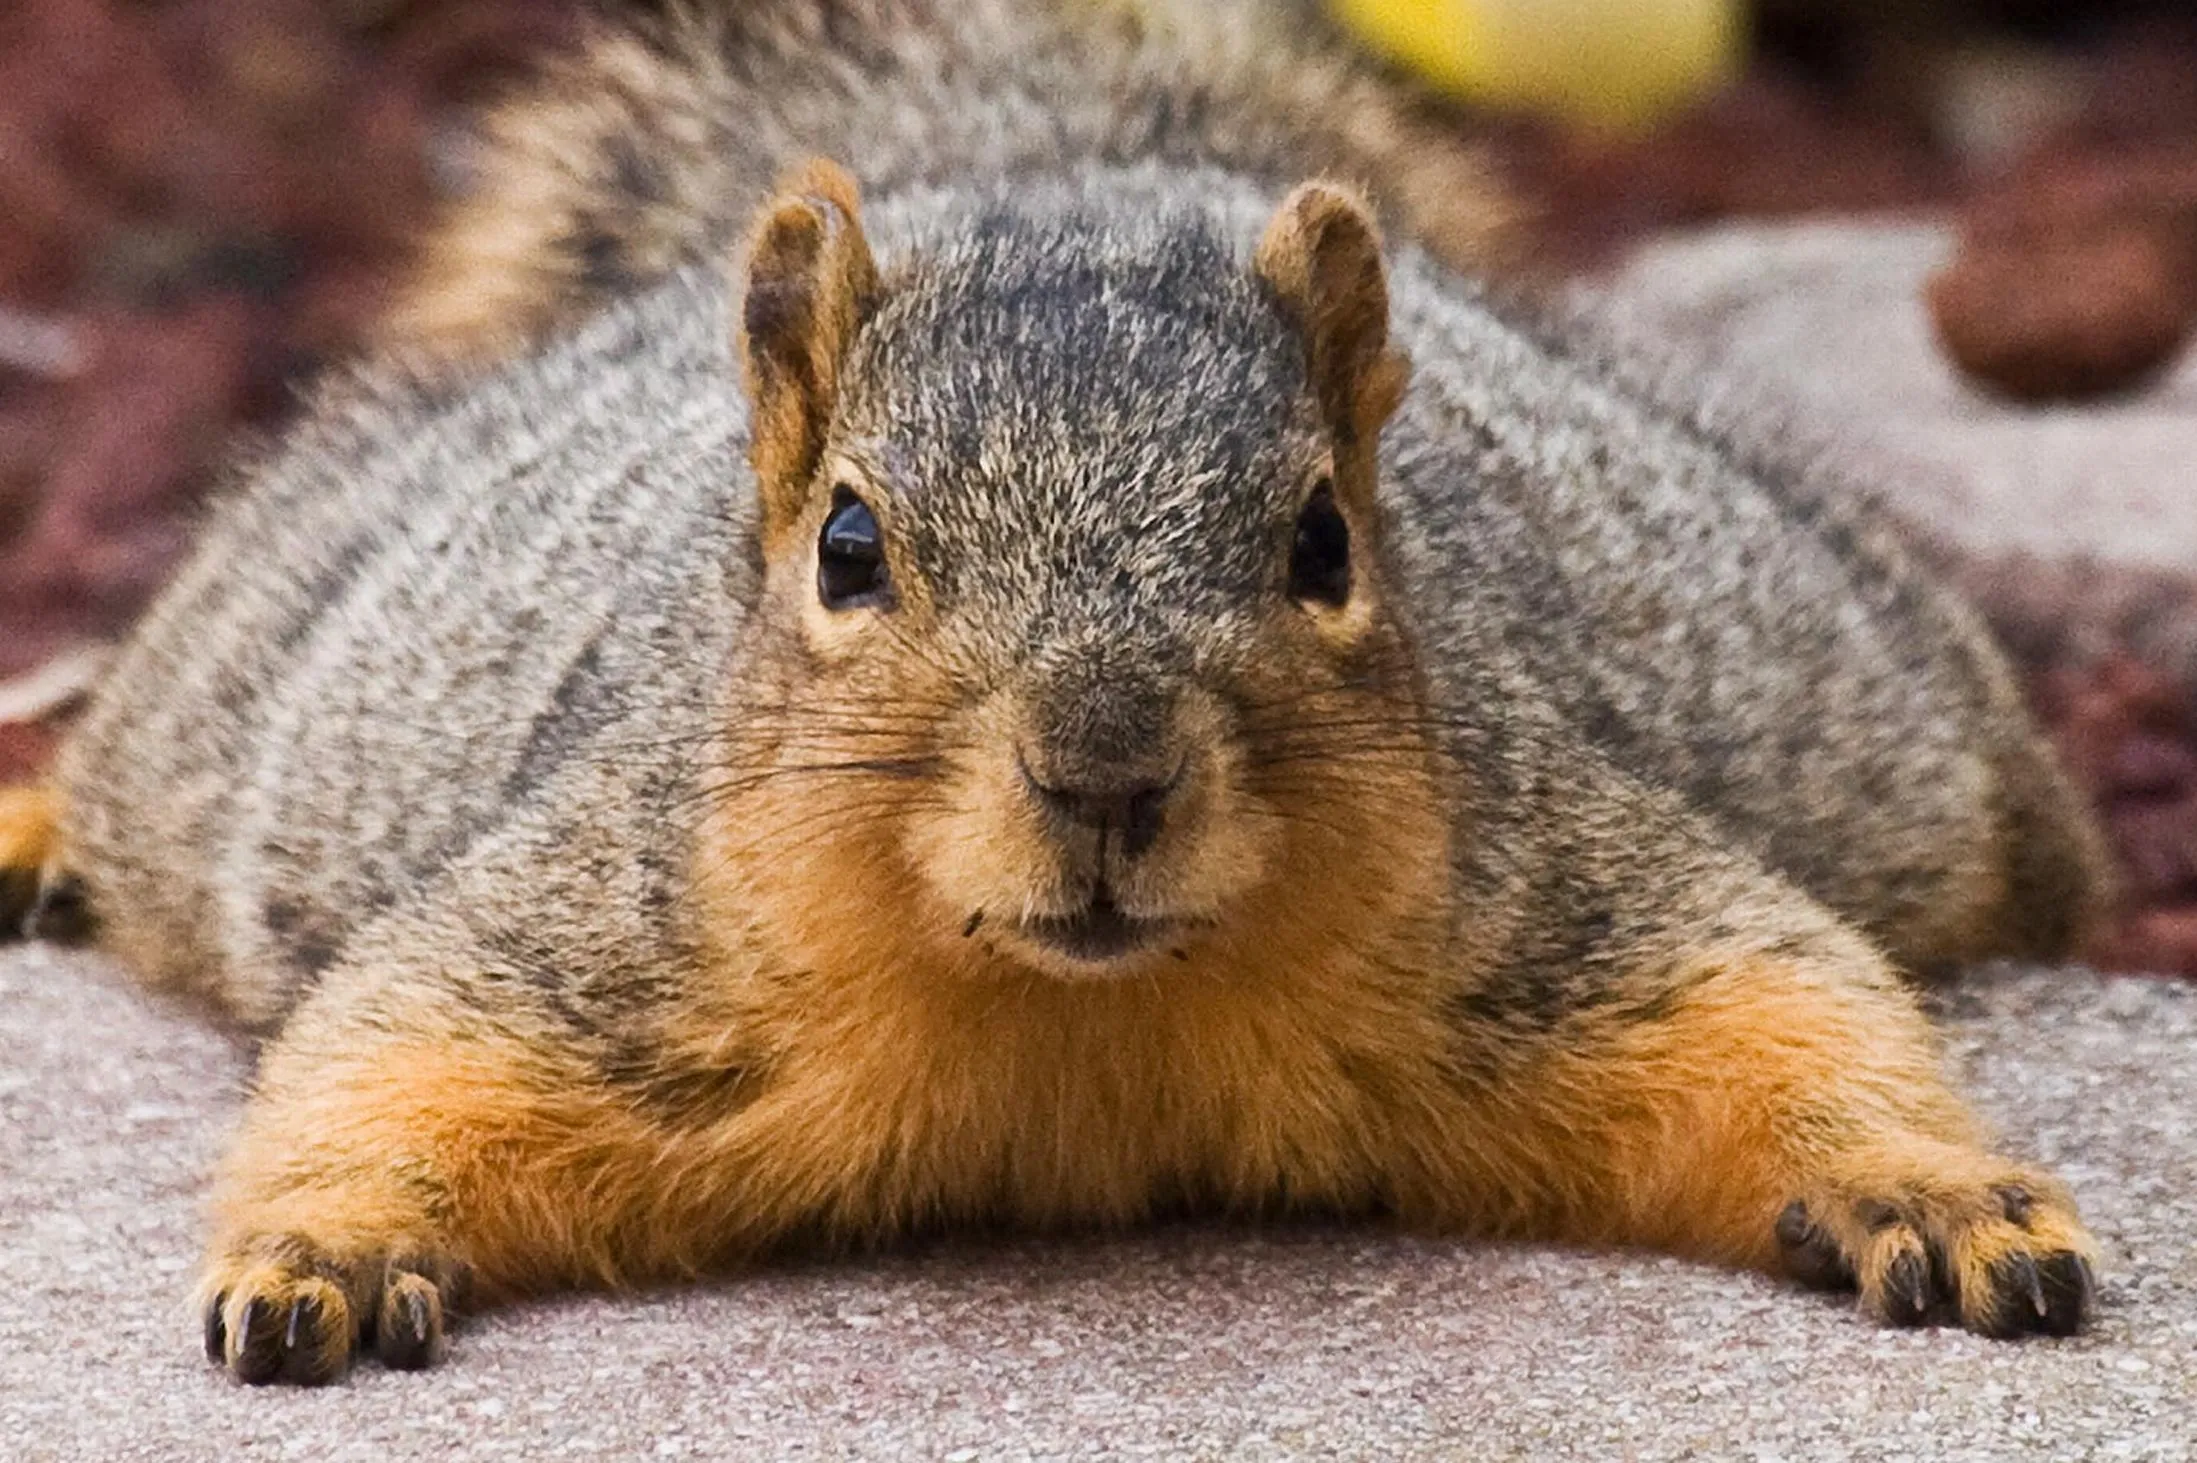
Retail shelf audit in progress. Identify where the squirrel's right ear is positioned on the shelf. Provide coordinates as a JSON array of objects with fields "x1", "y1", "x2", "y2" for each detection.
[
  {"x1": 1253, "y1": 183, "x2": 1409, "y2": 455},
  {"x1": 739, "y1": 159, "x2": 881, "y2": 546}
]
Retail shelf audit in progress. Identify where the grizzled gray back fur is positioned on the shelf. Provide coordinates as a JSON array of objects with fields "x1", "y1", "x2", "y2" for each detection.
[
  {"x1": 61, "y1": 270, "x2": 753, "y2": 1028},
  {"x1": 59, "y1": 163, "x2": 2099, "y2": 1034},
  {"x1": 393, "y1": 0, "x2": 1514, "y2": 353}
]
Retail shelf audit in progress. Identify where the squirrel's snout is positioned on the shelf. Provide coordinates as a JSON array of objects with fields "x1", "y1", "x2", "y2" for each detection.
[
  {"x1": 1013, "y1": 650, "x2": 1202, "y2": 862},
  {"x1": 908, "y1": 678, "x2": 1262, "y2": 974},
  {"x1": 1020, "y1": 755, "x2": 1182, "y2": 861}
]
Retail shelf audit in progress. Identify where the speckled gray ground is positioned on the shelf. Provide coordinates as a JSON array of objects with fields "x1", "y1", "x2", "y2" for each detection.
[{"x1": 2, "y1": 944, "x2": 2191, "y2": 1462}]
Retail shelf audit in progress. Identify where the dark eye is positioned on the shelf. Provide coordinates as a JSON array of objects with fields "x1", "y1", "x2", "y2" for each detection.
[
  {"x1": 818, "y1": 486, "x2": 891, "y2": 610},
  {"x1": 1287, "y1": 481, "x2": 1351, "y2": 608}
]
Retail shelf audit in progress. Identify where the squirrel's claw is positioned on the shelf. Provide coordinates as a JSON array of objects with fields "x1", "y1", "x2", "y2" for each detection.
[
  {"x1": 200, "y1": 1239, "x2": 462, "y2": 1385},
  {"x1": 201, "y1": 1290, "x2": 228, "y2": 1364},
  {"x1": 212, "y1": 1282, "x2": 349, "y2": 1386},
  {"x1": 1776, "y1": 1173, "x2": 2097, "y2": 1338},
  {"x1": 373, "y1": 1272, "x2": 445, "y2": 1371}
]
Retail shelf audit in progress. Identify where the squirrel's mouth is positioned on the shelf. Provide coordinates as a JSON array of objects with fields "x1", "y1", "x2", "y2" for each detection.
[{"x1": 1013, "y1": 888, "x2": 1177, "y2": 967}]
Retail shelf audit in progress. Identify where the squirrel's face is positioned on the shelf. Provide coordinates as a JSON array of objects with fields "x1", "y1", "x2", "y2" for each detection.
[{"x1": 718, "y1": 165, "x2": 1440, "y2": 982}]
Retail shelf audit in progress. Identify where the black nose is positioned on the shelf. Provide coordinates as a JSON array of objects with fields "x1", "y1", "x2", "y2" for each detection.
[{"x1": 1023, "y1": 762, "x2": 1178, "y2": 860}]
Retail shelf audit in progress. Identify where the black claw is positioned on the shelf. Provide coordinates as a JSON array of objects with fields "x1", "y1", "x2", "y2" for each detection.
[
  {"x1": 1880, "y1": 1249, "x2": 1934, "y2": 1326},
  {"x1": 376, "y1": 1284, "x2": 438, "y2": 1371},
  {"x1": 284, "y1": 1294, "x2": 317, "y2": 1353},
  {"x1": 26, "y1": 873, "x2": 94, "y2": 944},
  {"x1": 231, "y1": 1297, "x2": 284, "y2": 1385},
  {"x1": 1974, "y1": 1251, "x2": 2045, "y2": 1339},
  {"x1": 283, "y1": 1291, "x2": 338, "y2": 1388},
  {"x1": 1995, "y1": 1184, "x2": 2036, "y2": 1229},
  {"x1": 2016, "y1": 1253, "x2": 2049, "y2": 1319},
  {"x1": 278, "y1": 1293, "x2": 345, "y2": 1386},
  {"x1": 202, "y1": 1293, "x2": 229, "y2": 1364},
  {"x1": 1925, "y1": 1235, "x2": 1953, "y2": 1299},
  {"x1": 2033, "y1": 1253, "x2": 2095, "y2": 1337},
  {"x1": 1774, "y1": 1200, "x2": 1855, "y2": 1291}
]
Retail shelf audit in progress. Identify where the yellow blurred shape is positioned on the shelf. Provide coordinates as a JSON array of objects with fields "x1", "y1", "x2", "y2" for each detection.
[{"x1": 1328, "y1": 0, "x2": 1743, "y2": 130}]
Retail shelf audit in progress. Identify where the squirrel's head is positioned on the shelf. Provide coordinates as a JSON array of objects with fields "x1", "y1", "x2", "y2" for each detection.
[{"x1": 712, "y1": 161, "x2": 1446, "y2": 985}]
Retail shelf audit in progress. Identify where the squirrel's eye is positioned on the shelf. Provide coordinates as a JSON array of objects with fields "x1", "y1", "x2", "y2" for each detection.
[
  {"x1": 1287, "y1": 481, "x2": 1351, "y2": 608},
  {"x1": 818, "y1": 487, "x2": 891, "y2": 610}
]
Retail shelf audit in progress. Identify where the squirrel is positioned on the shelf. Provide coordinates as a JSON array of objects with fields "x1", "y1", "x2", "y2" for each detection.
[{"x1": 0, "y1": 0, "x2": 2112, "y2": 1388}]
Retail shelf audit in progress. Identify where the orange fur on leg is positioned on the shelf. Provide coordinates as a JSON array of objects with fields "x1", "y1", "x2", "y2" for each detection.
[
  {"x1": 202, "y1": 1010, "x2": 793, "y2": 1383},
  {"x1": 202, "y1": 1029, "x2": 600, "y2": 1384},
  {"x1": 1424, "y1": 939, "x2": 2098, "y2": 1336}
]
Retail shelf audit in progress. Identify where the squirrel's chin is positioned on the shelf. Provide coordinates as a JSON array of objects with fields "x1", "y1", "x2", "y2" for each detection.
[{"x1": 996, "y1": 899, "x2": 1193, "y2": 979}]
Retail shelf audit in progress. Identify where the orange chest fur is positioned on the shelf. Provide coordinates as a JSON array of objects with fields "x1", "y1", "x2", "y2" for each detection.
[{"x1": 681, "y1": 941, "x2": 1474, "y2": 1243}]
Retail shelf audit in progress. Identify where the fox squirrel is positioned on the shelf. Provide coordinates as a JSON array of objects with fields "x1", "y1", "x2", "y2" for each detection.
[{"x1": 0, "y1": 0, "x2": 2111, "y2": 1388}]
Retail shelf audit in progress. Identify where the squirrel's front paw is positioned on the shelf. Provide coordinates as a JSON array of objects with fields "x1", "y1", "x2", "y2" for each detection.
[
  {"x1": 1775, "y1": 1165, "x2": 2097, "y2": 1337},
  {"x1": 199, "y1": 1234, "x2": 468, "y2": 1385}
]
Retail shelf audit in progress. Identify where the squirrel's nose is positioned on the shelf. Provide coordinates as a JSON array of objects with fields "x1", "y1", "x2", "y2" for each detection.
[{"x1": 1021, "y1": 758, "x2": 1180, "y2": 860}]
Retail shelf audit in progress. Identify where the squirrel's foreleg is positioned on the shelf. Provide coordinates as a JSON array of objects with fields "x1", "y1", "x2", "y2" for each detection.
[
  {"x1": 198, "y1": 995, "x2": 739, "y2": 1384},
  {"x1": 1440, "y1": 920, "x2": 2098, "y2": 1337}
]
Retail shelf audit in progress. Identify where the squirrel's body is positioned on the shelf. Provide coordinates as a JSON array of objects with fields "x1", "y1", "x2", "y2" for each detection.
[{"x1": 1, "y1": 0, "x2": 2109, "y2": 1386}]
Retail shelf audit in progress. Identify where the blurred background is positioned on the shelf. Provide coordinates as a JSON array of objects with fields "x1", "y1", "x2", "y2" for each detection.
[{"x1": 4, "y1": 0, "x2": 2195, "y2": 970}]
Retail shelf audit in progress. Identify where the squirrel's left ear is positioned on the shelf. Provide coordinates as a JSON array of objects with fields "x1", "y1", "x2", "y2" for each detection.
[
  {"x1": 1253, "y1": 182, "x2": 1410, "y2": 453},
  {"x1": 739, "y1": 159, "x2": 882, "y2": 546}
]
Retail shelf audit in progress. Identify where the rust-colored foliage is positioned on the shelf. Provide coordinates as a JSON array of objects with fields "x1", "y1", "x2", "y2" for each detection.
[{"x1": 0, "y1": 0, "x2": 583, "y2": 704}]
